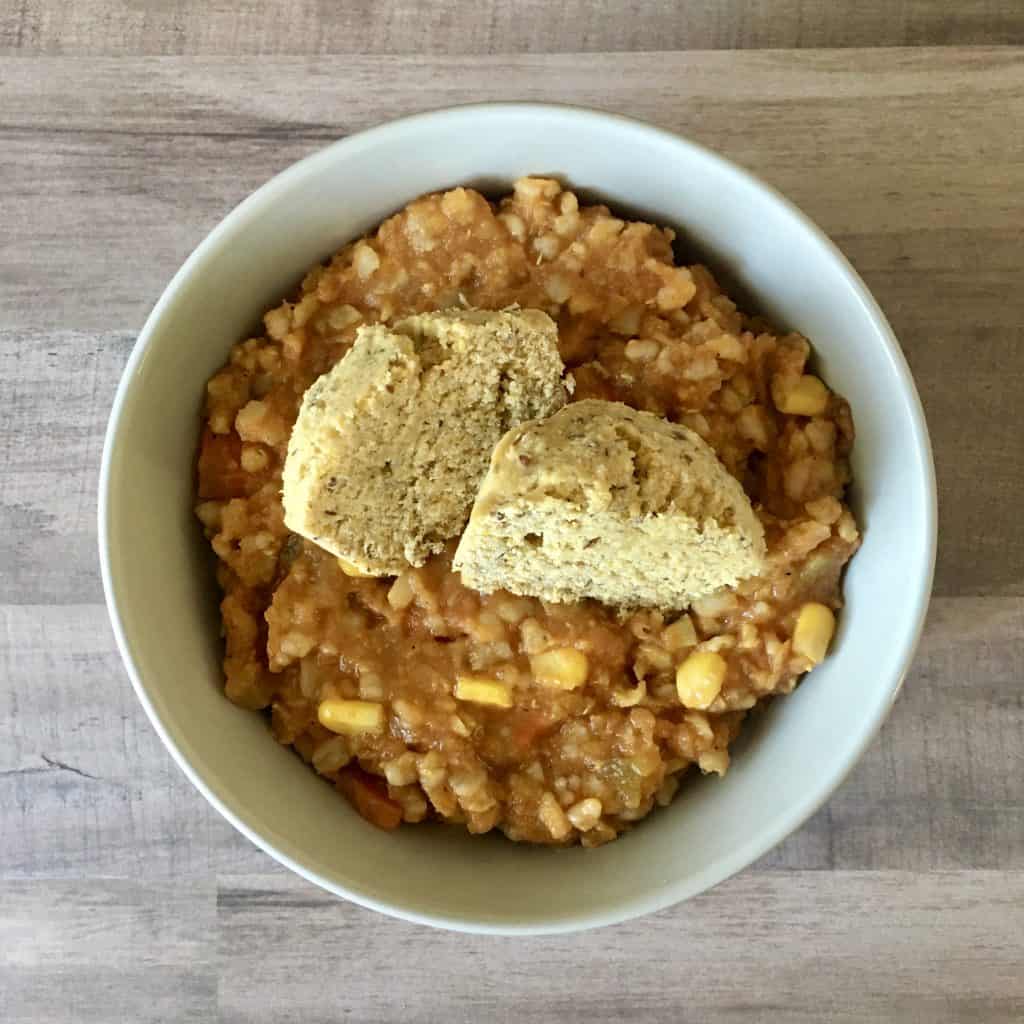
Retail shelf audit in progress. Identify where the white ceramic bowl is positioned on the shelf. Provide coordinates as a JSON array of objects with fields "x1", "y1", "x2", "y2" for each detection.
[{"x1": 99, "y1": 104, "x2": 936, "y2": 934}]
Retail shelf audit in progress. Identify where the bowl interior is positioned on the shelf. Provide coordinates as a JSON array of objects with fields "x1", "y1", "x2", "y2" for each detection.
[{"x1": 101, "y1": 105, "x2": 934, "y2": 933}]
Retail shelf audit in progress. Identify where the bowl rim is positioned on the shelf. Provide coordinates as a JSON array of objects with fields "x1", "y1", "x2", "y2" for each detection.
[{"x1": 98, "y1": 101, "x2": 938, "y2": 935}]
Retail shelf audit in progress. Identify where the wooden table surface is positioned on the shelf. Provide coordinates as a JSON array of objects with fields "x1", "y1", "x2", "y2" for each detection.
[{"x1": 2, "y1": 5, "x2": 1023, "y2": 1022}]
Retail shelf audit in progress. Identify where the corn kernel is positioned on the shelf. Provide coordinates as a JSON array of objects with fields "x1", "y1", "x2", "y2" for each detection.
[
  {"x1": 792, "y1": 602, "x2": 836, "y2": 664},
  {"x1": 530, "y1": 648, "x2": 589, "y2": 690},
  {"x1": 454, "y1": 676, "x2": 513, "y2": 708},
  {"x1": 775, "y1": 374, "x2": 829, "y2": 416},
  {"x1": 675, "y1": 650, "x2": 727, "y2": 709},
  {"x1": 337, "y1": 557, "x2": 374, "y2": 578},
  {"x1": 317, "y1": 699, "x2": 385, "y2": 735}
]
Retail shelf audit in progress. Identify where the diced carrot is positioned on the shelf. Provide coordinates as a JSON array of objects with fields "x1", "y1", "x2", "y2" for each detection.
[
  {"x1": 336, "y1": 766, "x2": 402, "y2": 831},
  {"x1": 510, "y1": 711, "x2": 551, "y2": 752},
  {"x1": 197, "y1": 427, "x2": 251, "y2": 499}
]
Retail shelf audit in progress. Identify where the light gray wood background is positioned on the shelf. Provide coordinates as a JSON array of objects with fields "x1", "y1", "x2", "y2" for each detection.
[{"x1": 2, "y1": 5, "x2": 1023, "y2": 1021}]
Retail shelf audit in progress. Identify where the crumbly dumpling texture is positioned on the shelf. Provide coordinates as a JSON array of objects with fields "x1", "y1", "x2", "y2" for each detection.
[
  {"x1": 282, "y1": 307, "x2": 567, "y2": 574},
  {"x1": 453, "y1": 399, "x2": 766, "y2": 609}
]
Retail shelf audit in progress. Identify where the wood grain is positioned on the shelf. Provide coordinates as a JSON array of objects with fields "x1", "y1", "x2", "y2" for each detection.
[
  {"x1": 213, "y1": 871, "x2": 1024, "y2": 1024},
  {"x1": 4, "y1": 37, "x2": 1024, "y2": 1023},
  {"x1": 2, "y1": 0, "x2": 1022, "y2": 56},
  {"x1": 3, "y1": 49, "x2": 1023, "y2": 595},
  {"x1": 0, "y1": 880, "x2": 216, "y2": 1023},
  {"x1": 2, "y1": 596, "x2": 1022, "y2": 878},
  {"x1": 5, "y1": 51, "x2": 1020, "y2": 337},
  {"x1": 2, "y1": 872, "x2": 1021, "y2": 1023}
]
